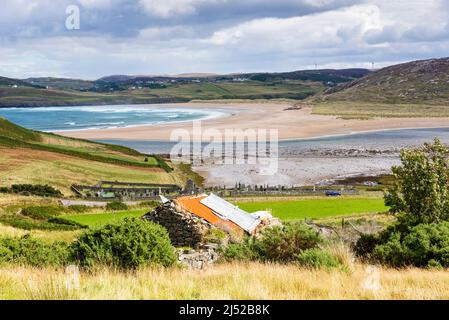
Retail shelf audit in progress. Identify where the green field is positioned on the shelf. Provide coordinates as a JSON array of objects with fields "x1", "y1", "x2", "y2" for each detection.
[
  {"x1": 235, "y1": 198, "x2": 388, "y2": 221},
  {"x1": 63, "y1": 209, "x2": 147, "y2": 228}
]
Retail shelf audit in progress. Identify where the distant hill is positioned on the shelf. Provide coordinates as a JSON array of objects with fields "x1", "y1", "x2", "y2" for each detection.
[
  {"x1": 97, "y1": 68, "x2": 370, "y2": 87},
  {"x1": 312, "y1": 57, "x2": 449, "y2": 118},
  {"x1": 320, "y1": 57, "x2": 449, "y2": 105},
  {"x1": 25, "y1": 77, "x2": 95, "y2": 91},
  {"x1": 0, "y1": 76, "x2": 42, "y2": 89},
  {"x1": 241, "y1": 68, "x2": 370, "y2": 84},
  {"x1": 0, "y1": 68, "x2": 369, "y2": 107}
]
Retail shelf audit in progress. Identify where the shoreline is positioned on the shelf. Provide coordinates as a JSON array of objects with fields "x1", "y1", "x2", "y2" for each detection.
[
  {"x1": 48, "y1": 105, "x2": 235, "y2": 133},
  {"x1": 53, "y1": 102, "x2": 449, "y2": 142}
]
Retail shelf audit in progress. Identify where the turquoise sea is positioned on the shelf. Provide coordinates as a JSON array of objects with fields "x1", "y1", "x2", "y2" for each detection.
[{"x1": 0, "y1": 104, "x2": 226, "y2": 132}]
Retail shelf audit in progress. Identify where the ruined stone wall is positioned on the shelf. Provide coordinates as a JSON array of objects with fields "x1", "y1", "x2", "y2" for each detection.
[{"x1": 143, "y1": 204, "x2": 212, "y2": 248}]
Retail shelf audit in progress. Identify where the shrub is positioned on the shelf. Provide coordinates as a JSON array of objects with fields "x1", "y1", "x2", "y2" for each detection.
[
  {"x1": 222, "y1": 222, "x2": 323, "y2": 263},
  {"x1": 10, "y1": 184, "x2": 63, "y2": 198},
  {"x1": 0, "y1": 235, "x2": 70, "y2": 267},
  {"x1": 360, "y1": 222, "x2": 449, "y2": 268},
  {"x1": 0, "y1": 205, "x2": 85, "y2": 231},
  {"x1": 221, "y1": 240, "x2": 259, "y2": 262},
  {"x1": 353, "y1": 233, "x2": 380, "y2": 259},
  {"x1": 0, "y1": 216, "x2": 84, "y2": 231},
  {"x1": 21, "y1": 206, "x2": 62, "y2": 220},
  {"x1": 71, "y1": 218, "x2": 177, "y2": 269},
  {"x1": 106, "y1": 201, "x2": 128, "y2": 211},
  {"x1": 253, "y1": 222, "x2": 323, "y2": 262},
  {"x1": 297, "y1": 248, "x2": 340, "y2": 269},
  {"x1": 67, "y1": 205, "x2": 90, "y2": 213}
]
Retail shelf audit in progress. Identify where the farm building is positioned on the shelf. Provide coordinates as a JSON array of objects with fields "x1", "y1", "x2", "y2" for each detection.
[
  {"x1": 143, "y1": 193, "x2": 280, "y2": 247},
  {"x1": 71, "y1": 180, "x2": 184, "y2": 200}
]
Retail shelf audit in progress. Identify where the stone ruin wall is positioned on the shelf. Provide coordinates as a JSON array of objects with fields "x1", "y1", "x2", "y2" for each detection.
[{"x1": 143, "y1": 203, "x2": 213, "y2": 248}]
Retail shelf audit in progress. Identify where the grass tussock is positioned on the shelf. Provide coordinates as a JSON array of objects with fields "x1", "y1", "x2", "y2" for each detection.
[{"x1": 0, "y1": 263, "x2": 448, "y2": 300}]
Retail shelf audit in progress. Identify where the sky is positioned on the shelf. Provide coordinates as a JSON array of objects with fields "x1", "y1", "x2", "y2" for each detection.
[{"x1": 1, "y1": 0, "x2": 449, "y2": 79}]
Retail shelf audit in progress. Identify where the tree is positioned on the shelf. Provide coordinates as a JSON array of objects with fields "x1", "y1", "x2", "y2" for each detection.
[{"x1": 385, "y1": 139, "x2": 449, "y2": 225}]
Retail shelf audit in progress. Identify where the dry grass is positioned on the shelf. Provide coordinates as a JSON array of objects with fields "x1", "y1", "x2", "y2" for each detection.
[
  {"x1": 0, "y1": 263, "x2": 448, "y2": 300},
  {"x1": 0, "y1": 223, "x2": 80, "y2": 243}
]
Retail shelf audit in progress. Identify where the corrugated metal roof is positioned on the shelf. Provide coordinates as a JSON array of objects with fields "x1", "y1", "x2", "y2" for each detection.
[{"x1": 200, "y1": 194, "x2": 260, "y2": 234}]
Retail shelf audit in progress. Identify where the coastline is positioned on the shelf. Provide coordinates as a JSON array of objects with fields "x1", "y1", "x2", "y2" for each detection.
[{"x1": 54, "y1": 102, "x2": 449, "y2": 142}]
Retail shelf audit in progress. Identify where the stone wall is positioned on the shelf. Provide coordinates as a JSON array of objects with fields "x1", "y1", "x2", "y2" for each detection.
[
  {"x1": 177, "y1": 244, "x2": 220, "y2": 269},
  {"x1": 143, "y1": 203, "x2": 213, "y2": 248}
]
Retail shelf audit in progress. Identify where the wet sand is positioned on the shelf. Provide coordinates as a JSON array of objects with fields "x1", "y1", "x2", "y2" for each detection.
[{"x1": 56, "y1": 102, "x2": 449, "y2": 142}]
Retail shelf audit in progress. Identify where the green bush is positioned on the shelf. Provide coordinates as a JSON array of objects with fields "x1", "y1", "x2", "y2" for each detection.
[
  {"x1": 67, "y1": 205, "x2": 90, "y2": 213},
  {"x1": 297, "y1": 248, "x2": 340, "y2": 269},
  {"x1": 0, "y1": 235, "x2": 70, "y2": 267},
  {"x1": 353, "y1": 233, "x2": 380, "y2": 259},
  {"x1": 222, "y1": 222, "x2": 323, "y2": 263},
  {"x1": 253, "y1": 222, "x2": 323, "y2": 262},
  {"x1": 71, "y1": 218, "x2": 177, "y2": 269},
  {"x1": 221, "y1": 240, "x2": 259, "y2": 262},
  {"x1": 106, "y1": 201, "x2": 128, "y2": 211},
  {"x1": 0, "y1": 216, "x2": 84, "y2": 231},
  {"x1": 0, "y1": 205, "x2": 85, "y2": 231},
  {"x1": 359, "y1": 222, "x2": 449, "y2": 268},
  {"x1": 21, "y1": 206, "x2": 62, "y2": 220},
  {"x1": 10, "y1": 184, "x2": 63, "y2": 198}
]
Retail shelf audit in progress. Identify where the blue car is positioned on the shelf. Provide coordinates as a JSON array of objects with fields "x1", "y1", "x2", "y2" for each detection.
[{"x1": 325, "y1": 190, "x2": 342, "y2": 197}]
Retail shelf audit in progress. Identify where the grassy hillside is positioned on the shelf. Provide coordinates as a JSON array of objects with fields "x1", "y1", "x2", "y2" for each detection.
[
  {"x1": 0, "y1": 80, "x2": 324, "y2": 107},
  {"x1": 0, "y1": 118, "x2": 186, "y2": 194},
  {"x1": 314, "y1": 57, "x2": 449, "y2": 118}
]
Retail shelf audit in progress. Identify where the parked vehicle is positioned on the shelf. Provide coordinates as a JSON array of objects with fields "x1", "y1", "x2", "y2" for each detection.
[{"x1": 325, "y1": 190, "x2": 342, "y2": 197}]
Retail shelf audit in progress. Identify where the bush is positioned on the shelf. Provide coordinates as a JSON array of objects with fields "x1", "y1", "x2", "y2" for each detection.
[
  {"x1": 353, "y1": 233, "x2": 380, "y2": 259},
  {"x1": 222, "y1": 222, "x2": 323, "y2": 263},
  {"x1": 253, "y1": 222, "x2": 323, "y2": 262},
  {"x1": 10, "y1": 184, "x2": 63, "y2": 198},
  {"x1": 0, "y1": 216, "x2": 84, "y2": 231},
  {"x1": 359, "y1": 222, "x2": 449, "y2": 268},
  {"x1": 221, "y1": 240, "x2": 259, "y2": 262},
  {"x1": 297, "y1": 248, "x2": 340, "y2": 269},
  {"x1": 21, "y1": 206, "x2": 61, "y2": 220},
  {"x1": 67, "y1": 205, "x2": 90, "y2": 213},
  {"x1": 0, "y1": 205, "x2": 85, "y2": 231},
  {"x1": 0, "y1": 235, "x2": 70, "y2": 267},
  {"x1": 106, "y1": 201, "x2": 128, "y2": 211},
  {"x1": 71, "y1": 218, "x2": 177, "y2": 269}
]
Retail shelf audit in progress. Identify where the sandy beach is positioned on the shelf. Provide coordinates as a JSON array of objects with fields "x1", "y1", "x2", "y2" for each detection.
[{"x1": 56, "y1": 102, "x2": 449, "y2": 142}]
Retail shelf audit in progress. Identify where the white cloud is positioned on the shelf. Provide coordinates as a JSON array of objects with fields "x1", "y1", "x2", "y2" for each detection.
[
  {"x1": 206, "y1": 5, "x2": 386, "y2": 51},
  {"x1": 139, "y1": 0, "x2": 203, "y2": 18},
  {"x1": 79, "y1": 0, "x2": 114, "y2": 9}
]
